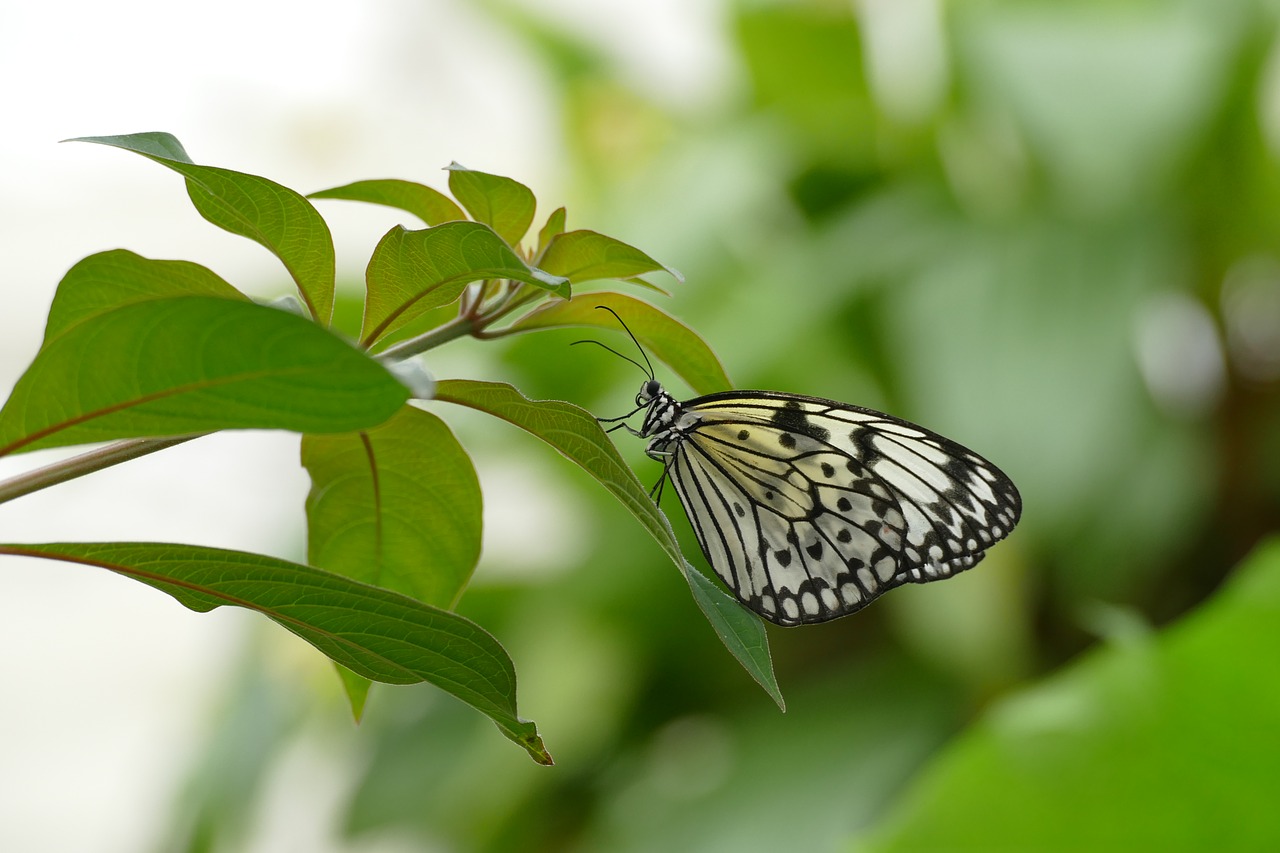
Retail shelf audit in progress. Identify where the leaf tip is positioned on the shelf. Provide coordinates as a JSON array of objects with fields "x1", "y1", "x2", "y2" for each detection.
[
  {"x1": 525, "y1": 735, "x2": 555, "y2": 766},
  {"x1": 63, "y1": 131, "x2": 195, "y2": 164}
]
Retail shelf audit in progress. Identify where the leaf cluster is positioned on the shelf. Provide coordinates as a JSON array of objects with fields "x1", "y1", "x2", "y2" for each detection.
[{"x1": 0, "y1": 132, "x2": 780, "y2": 764}]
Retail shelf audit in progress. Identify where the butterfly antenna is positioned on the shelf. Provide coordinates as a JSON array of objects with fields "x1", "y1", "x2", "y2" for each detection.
[
  {"x1": 569, "y1": 339, "x2": 652, "y2": 377},
  {"x1": 594, "y1": 305, "x2": 656, "y2": 380}
]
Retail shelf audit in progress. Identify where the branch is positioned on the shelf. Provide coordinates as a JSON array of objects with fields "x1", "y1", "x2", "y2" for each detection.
[
  {"x1": 0, "y1": 435, "x2": 199, "y2": 506},
  {"x1": 374, "y1": 313, "x2": 476, "y2": 363}
]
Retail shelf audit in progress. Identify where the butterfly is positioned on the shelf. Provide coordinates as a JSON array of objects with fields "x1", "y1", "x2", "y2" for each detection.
[{"x1": 589, "y1": 309, "x2": 1022, "y2": 627}]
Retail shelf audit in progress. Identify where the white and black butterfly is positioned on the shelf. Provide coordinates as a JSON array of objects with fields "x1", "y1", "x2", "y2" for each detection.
[{"x1": 589, "y1": 312, "x2": 1022, "y2": 627}]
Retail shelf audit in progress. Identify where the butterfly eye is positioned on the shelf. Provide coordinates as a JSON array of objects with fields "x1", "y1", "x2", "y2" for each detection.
[{"x1": 636, "y1": 379, "x2": 662, "y2": 406}]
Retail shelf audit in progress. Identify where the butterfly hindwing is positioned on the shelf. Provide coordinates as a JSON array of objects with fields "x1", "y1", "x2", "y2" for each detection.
[{"x1": 664, "y1": 391, "x2": 1021, "y2": 626}]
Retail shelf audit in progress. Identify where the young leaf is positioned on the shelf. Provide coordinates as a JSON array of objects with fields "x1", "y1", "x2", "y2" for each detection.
[
  {"x1": 0, "y1": 542, "x2": 551, "y2": 765},
  {"x1": 0, "y1": 296, "x2": 408, "y2": 456},
  {"x1": 361, "y1": 222, "x2": 570, "y2": 346},
  {"x1": 535, "y1": 206, "x2": 567, "y2": 257},
  {"x1": 505, "y1": 293, "x2": 732, "y2": 395},
  {"x1": 446, "y1": 163, "x2": 537, "y2": 247},
  {"x1": 302, "y1": 406, "x2": 482, "y2": 608},
  {"x1": 432, "y1": 379, "x2": 784, "y2": 709},
  {"x1": 44, "y1": 250, "x2": 247, "y2": 343},
  {"x1": 538, "y1": 229, "x2": 683, "y2": 285},
  {"x1": 309, "y1": 179, "x2": 466, "y2": 226},
  {"x1": 68, "y1": 132, "x2": 336, "y2": 325}
]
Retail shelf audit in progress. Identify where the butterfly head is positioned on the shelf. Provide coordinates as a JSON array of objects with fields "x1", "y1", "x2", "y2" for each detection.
[
  {"x1": 635, "y1": 378, "x2": 663, "y2": 407},
  {"x1": 637, "y1": 379, "x2": 689, "y2": 443}
]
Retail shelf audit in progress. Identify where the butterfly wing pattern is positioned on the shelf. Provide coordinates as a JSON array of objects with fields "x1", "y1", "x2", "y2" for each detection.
[{"x1": 638, "y1": 386, "x2": 1022, "y2": 627}]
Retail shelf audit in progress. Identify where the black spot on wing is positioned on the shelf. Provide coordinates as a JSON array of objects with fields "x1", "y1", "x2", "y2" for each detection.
[
  {"x1": 770, "y1": 400, "x2": 830, "y2": 443},
  {"x1": 848, "y1": 428, "x2": 877, "y2": 461}
]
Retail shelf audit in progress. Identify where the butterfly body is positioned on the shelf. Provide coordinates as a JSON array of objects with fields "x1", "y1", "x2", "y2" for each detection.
[{"x1": 631, "y1": 381, "x2": 1022, "y2": 627}]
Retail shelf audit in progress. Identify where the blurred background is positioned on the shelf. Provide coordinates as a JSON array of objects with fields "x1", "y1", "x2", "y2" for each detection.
[{"x1": 2, "y1": 0, "x2": 1279, "y2": 850}]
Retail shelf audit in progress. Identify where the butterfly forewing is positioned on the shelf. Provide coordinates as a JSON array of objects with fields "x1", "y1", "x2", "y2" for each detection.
[{"x1": 662, "y1": 391, "x2": 1021, "y2": 626}]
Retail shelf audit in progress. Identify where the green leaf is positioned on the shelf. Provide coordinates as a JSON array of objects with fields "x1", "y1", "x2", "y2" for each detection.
[
  {"x1": 44, "y1": 250, "x2": 247, "y2": 342},
  {"x1": 302, "y1": 406, "x2": 483, "y2": 721},
  {"x1": 538, "y1": 229, "x2": 683, "y2": 284},
  {"x1": 859, "y1": 537, "x2": 1280, "y2": 850},
  {"x1": 505, "y1": 293, "x2": 732, "y2": 395},
  {"x1": 0, "y1": 542, "x2": 551, "y2": 765},
  {"x1": 446, "y1": 163, "x2": 537, "y2": 247},
  {"x1": 0, "y1": 296, "x2": 408, "y2": 456},
  {"x1": 361, "y1": 222, "x2": 570, "y2": 346},
  {"x1": 68, "y1": 132, "x2": 336, "y2": 325},
  {"x1": 302, "y1": 406, "x2": 482, "y2": 608},
  {"x1": 309, "y1": 179, "x2": 466, "y2": 226},
  {"x1": 433, "y1": 379, "x2": 783, "y2": 709},
  {"x1": 535, "y1": 206, "x2": 567, "y2": 257}
]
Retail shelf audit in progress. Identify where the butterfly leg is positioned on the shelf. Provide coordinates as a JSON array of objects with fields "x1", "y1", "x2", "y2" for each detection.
[
  {"x1": 593, "y1": 399, "x2": 645, "y2": 425},
  {"x1": 597, "y1": 401, "x2": 645, "y2": 424},
  {"x1": 645, "y1": 449, "x2": 678, "y2": 504},
  {"x1": 597, "y1": 404, "x2": 645, "y2": 437},
  {"x1": 603, "y1": 421, "x2": 644, "y2": 437}
]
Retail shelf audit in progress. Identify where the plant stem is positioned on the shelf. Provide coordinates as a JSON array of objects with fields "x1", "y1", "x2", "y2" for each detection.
[
  {"x1": 0, "y1": 435, "x2": 200, "y2": 507},
  {"x1": 375, "y1": 313, "x2": 476, "y2": 363}
]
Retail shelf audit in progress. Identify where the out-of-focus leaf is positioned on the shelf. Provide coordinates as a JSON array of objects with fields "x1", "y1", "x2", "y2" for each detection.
[
  {"x1": 959, "y1": 6, "x2": 1233, "y2": 212},
  {"x1": 69, "y1": 132, "x2": 336, "y2": 324},
  {"x1": 446, "y1": 163, "x2": 537, "y2": 247},
  {"x1": 43, "y1": 249, "x2": 246, "y2": 342},
  {"x1": 860, "y1": 537, "x2": 1280, "y2": 850},
  {"x1": 432, "y1": 379, "x2": 782, "y2": 708},
  {"x1": 538, "y1": 229, "x2": 683, "y2": 285},
  {"x1": 309, "y1": 179, "x2": 466, "y2": 226},
  {"x1": 579, "y1": 660, "x2": 956, "y2": 851},
  {"x1": 0, "y1": 297, "x2": 407, "y2": 456},
  {"x1": 361, "y1": 223, "x2": 570, "y2": 346},
  {"x1": 734, "y1": 5, "x2": 875, "y2": 169},
  {"x1": 302, "y1": 406, "x2": 481, "y2": 608},
  {"x1": 505, "y1": 293, "x2": 732, "y2": 395},
  {"x1": 0, "y1": 542, "x2": 551, "y2": 765}
]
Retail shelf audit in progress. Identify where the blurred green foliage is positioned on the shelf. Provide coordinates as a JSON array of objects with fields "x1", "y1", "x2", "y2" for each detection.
[{"x1": 163, "y1": 0, "x2": 1280, "y2": 850}]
